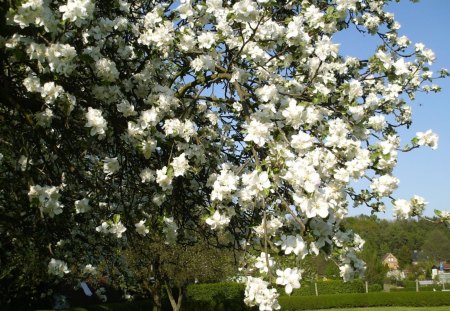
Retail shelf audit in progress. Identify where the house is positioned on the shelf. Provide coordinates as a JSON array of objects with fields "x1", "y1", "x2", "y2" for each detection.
[
  {"x1": 432, "y1": 262, "x2": 450, "y2": 283},
  {"x1": 382, "y1": 253, "x2": 399, "y2": 270}
]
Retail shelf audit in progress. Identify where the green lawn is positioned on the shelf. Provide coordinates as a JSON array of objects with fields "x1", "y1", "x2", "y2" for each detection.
[{"x1": 309, "y1": 308, "x2": 450, "y2": 311}]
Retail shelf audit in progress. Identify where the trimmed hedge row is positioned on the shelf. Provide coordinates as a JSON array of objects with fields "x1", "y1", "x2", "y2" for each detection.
[
  {"x1": 288, "y1": 279, "x2": 367, "y2": 296},
  {"x1": 279, "y1": 291, "x2": 450, "y2": 310},
  {"x1": 182, "y1": 280, "x2": 381, "y2": 309},
  {"x1": 180, "y1": 280, "x2": 383, "y2": 310}
]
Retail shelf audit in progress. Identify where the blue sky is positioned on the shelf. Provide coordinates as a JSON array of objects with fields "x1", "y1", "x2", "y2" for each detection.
[{"x1": 335, "y1": 0, "x2": 450, "y2": 218}]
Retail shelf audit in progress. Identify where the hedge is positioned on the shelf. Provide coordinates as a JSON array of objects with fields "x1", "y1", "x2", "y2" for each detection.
[
  {"x1": 183, "y1": 282, "x2": 251, "y2": 311},
  {"x1": 182, "y1": 279, "x2": 380, "y2": 308},
  {"x1": 287, "y1": 279, "x2": 366, "y2": 296},
  {"x1": 279, "y1": 291, "x2": 450, "y2": 310}
]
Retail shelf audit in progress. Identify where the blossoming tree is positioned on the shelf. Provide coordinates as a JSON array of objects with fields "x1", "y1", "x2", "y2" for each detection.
[{"x1": 1, "y1": 0, "x2": 449, "y2": 309}]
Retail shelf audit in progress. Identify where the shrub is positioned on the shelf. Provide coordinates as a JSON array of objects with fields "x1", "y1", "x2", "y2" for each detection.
[
  {"x1": 368, "y1": 283, "x2": 383, "y2": 292},
  {"x1": 183, "y1": 282, "x2": 250, "y2": 311}
]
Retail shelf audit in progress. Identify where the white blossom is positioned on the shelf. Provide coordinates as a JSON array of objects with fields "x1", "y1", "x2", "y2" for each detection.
[
  {"x1": 244, "y1": 119, "x2": 273, "y2": 147},
  {"x1": 135, "y1": 220, "x2": 149, "y2": 236},
  {"x1": 416, "y1": 129, "x2": 439, "y2": 149},
  {"x1": 60, "y1": 0, "x2": 95, "y2": 27},
  {"x1": 109, "y1": 221, "x2": 127, "y2": 238},
  {"x1": 275, "y1": 235, "x2": 308, "y2": 258},
  {"x1": 254, "y1": 217, "x2": 283, "y2": 237},
  {"x1": 140, "y1": 168, "x2": 155, "y2": 183},
  {"x1": 205, "y1": 210, "x2": 230, "y2": 230},
  {"x1": 393, "y1": 199, "x2": 410, "y2": 219},
  {"x1": 103, "y1": 157, "x2": 120, "y2": 176},
  {"x1": 95, "y1": 58, "x2": 120, "y2": 82},
  {"x1": 75, "y1": 198, "x2": 91, "y2": 214},
  {"x1": 172, "y1": 153, "x2": 189, "y2": 177},
  {"x1": 28, "y1": 185, "x2": 63, "y2": 218},
  {"x1": 48, "y1": 258, "x2": 70, "y2": 277},
  {"x1": 370, "y1": 175, "x2": 399, "y2": 197},
  {"x1": 211, "y1": 164, "x2": 239, "y2": 201},
  {"x1": 276, "y1": 268, "x2": 301, "y2": 295},
  {"x1": 244, "y1": 277, "x2": 280, "y2": 311},
  {"x1": 83, "y1": 264, "x2": 97, "y2": 275},
  {"x1": 156, "y1": 166, "x2": 173, "y2": 190},
  {"x1": 85, "y1": 108, "x2": 107, "y2": 139}
]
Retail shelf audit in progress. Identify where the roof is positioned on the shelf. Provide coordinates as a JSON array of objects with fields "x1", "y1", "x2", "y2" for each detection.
[{"x1": 382, "y1": 253, "x2": 397, "y2": 261}]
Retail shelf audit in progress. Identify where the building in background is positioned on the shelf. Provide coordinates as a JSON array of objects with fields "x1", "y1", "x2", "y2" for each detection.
[{"x1": 383, "y1": 253, "x2": 399, "y2": 270}]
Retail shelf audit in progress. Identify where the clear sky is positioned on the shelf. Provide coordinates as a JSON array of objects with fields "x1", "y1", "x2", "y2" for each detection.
[{"x1": 334, "y1": 0, "x2": 450, "y2": 219}]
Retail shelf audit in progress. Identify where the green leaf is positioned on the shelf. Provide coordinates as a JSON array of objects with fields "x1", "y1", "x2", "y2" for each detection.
[
  {"x1": 113, "y1": 214, "x2": 121, "y2": 224},
  {"x1": 79, "y1": 54, "x2": 95, "y2": 64}
]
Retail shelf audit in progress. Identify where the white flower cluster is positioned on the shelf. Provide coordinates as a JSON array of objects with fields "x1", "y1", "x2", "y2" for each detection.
[
  {"x1": 12, "y1": 0, "x2": 56, "y2": 32},
  {"x1": 205, "y1": 210, "x2": 230, "y2": 231},
  {"x1": 415, "y1": 129, "x2": 439, "y2": 149},
  {"x1": 96, "y1": 221, "x2": 127, "y2": 238},
  {"x1": 253, "y1": 217, "x2": 283, "y2": 238},
  {"x1": 244, "y1": 277, "x2": 280, "y2": 311},
  {"x1": 23, "y1": 77, "x2": 65, "y2": 106},
  {"x1": 370, "y1": 175, "x2": 399, "y2": 197},
  {"x1": 393, "y1": 195, "x2": 427, "y2": 219},
  {"x1": 254, "y1": 252, "x2": 275, "y2": 274},
  {"x1": 48, "y1": 258, "x2": 70, "y2": 277},
  {"x1": 59, "y1": 0, "x2": 95, "y2": 27},
  {"x1": 95, "y1": 58, "x2": 120, "y2": 82},
  {"x1": 172, "y1": 153, "x2": 189, "y2": 177},
  {"x1": 85, "y1": 107, "x2": 107, "y2": 139},
  {"x1": 210, "y1": 164, "x2": 239, "y2": 201},
  {"x1": 134, "y1": 220, "x2": 149, "y2": 236},
  {"x1": 26, "y1": 43, "x2": 77, "y2": 76},
  {"x1": 163, "y1": 119, "x2": 196, "y2": 142},
  {"x1": 275, "y1": 235, "x2": 308, "y2": 258},
  {"x1": 103, "y1": 157, "x2": 120, "y2": 176},
  {"x1": 240, "y1": 171, "x2": 271, "y2": 202},
  {"x1": 156, "y1": 166, "x2": 173, "y2": 190},
  {"x1": 28, "y1": 185, "x2": 63, "y2": 218},
  {"x1": 276, "y1": 268, "x2": 301, "y2": 295},
  {"x1": 244, "y1": 119, "x2": 273, "y2": 147},
  {"x1": 83, "y1": 264, "x2": 97, "y2": 275},
  {"x1": 75, "y1": 198, "x2": 91, "y2": 214}
]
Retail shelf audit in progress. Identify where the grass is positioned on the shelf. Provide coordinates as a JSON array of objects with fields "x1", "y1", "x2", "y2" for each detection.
[{"x1": 307, "y1": 308, "x2": 450, "y2": 311}]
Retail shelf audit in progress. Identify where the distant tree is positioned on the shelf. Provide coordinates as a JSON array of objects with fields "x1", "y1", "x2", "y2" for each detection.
[
  {"x1": 406, "y1": 260, "x2": 433, "y2": 281},
  {"x1": 122, "y1": 238, "x2": 237, "y2": 311},
  {"x1": 397, "y1": 245, "x2": 412, "y2": 268},
  {"x1": 421, "y1": 229, "x2": 450, "y2": 262},
  {"x1": 360, "y1": 242, "x2": 387, "y2": 285}
]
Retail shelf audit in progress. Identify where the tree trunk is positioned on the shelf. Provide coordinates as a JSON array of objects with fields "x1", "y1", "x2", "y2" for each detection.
[
  {"x1": 165, "y1": 283, "x2": 184, "y2": 311},
  {"x1": 150, "y1": 281, "x2": 162, "y2": 311}
]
